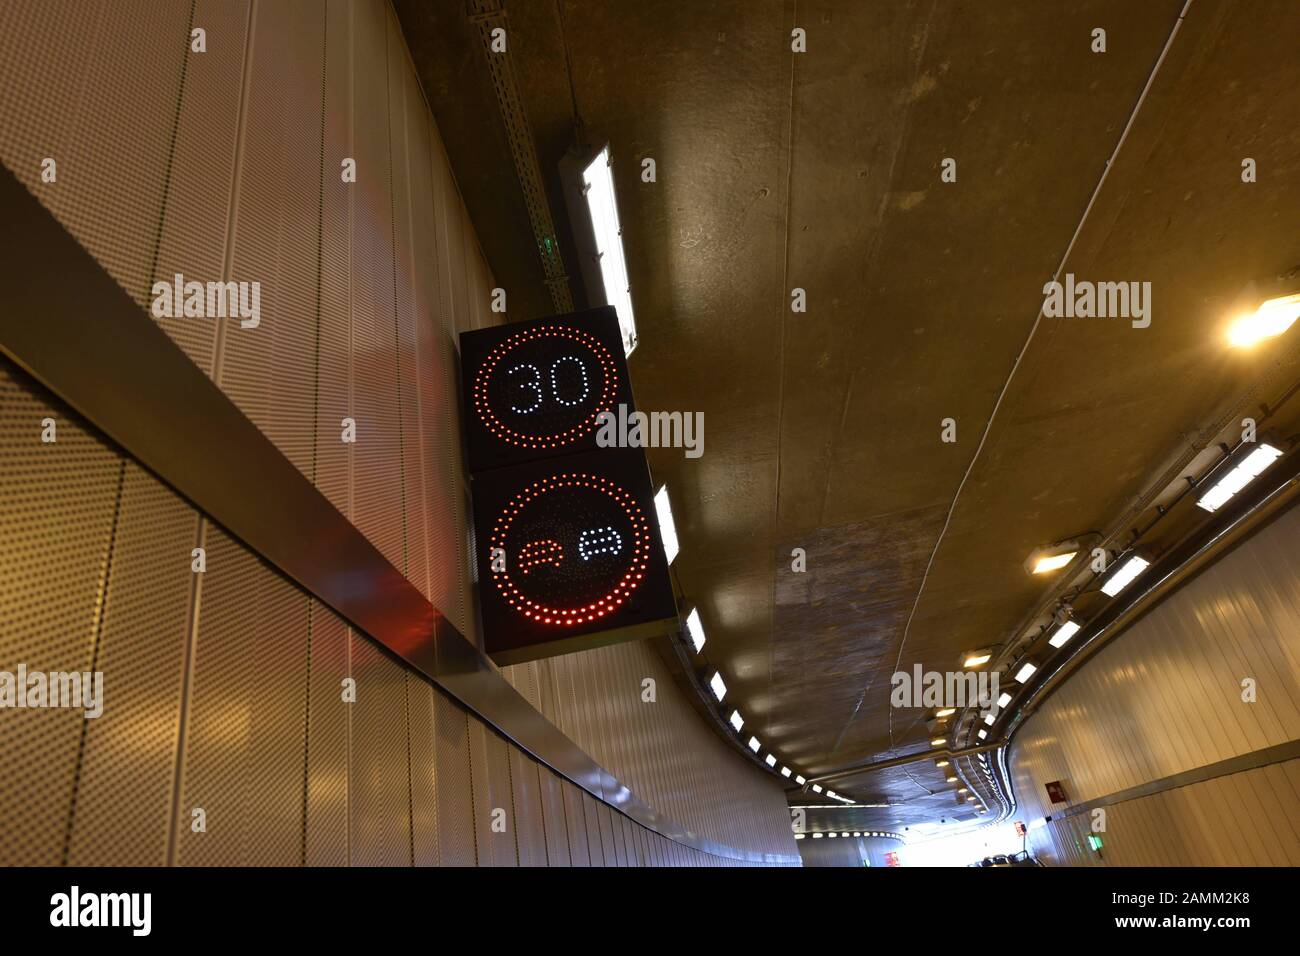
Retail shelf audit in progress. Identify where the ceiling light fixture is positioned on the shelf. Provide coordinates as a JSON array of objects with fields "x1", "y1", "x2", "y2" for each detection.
[
  {"x1": 1227, "y1": 293, "x2": 1300, "y2": 348},
  {"x1": 963, "y1": 650, "x2": 992, "y2": 668},
  {"x1": 765, "y1": 754, "x2": 777, "y2": 768},
  {"x1": 996, "y1": 692, "x2": 1012, "y2": 709},
  {"x1": 1025, "y1": 542, "x2": 1079, "y2": 575},
  {"x1": 1100, "y1": 552, "x2": 1150, "y2": 597},
  {"x1": 684, "y1": 608, "x2": 706, "y2": 652},
  {"x1": 653, "y1": 485, "x2": 679, "y2": 564},
  {"x1": 811, "y1": 785, "x2": 823, "y2": 794},
  {"x1": 729, "y1": 709, "x2": 744, "y2": 732},
  {"x1": 977, "y1": 728, "x2": 988, "y2": 740},
  {"x1": 795, "y1": 775, "x2": 806, "y2": 785},
  {"x1": 1197, "y1": 443, "x2": 1284, "y2": 513},
  {"x1": 935, "y1": 759, "x2": 950, "y2": 768},
  {"x1": 930, "y1": 737, "x2": 947, "y2": 747},
  {"x1": 1013, "y1": 660, "x2": 1038, "y2": 683},
  {"x1": 1048, "y1": 620, "x2": 1081, "y2": 648},
  {"x1": 983, "y1": 712, "x2": 996, "y2": 726},
  {"x1": 780, "y1": 766, "x2": 792, "y2": 778},
  {"x1": 708, "y1": 670, "x2": 727, "y2": 701},
  {"x1": 747, "y1": 736, "x2": 761, "y2": 753},
  {"x1": 934, "y1": 707, "x2": 956, "y2": 718},
  {"x1": 574, "y1": 145, "x2": 637, "y2": 355}
]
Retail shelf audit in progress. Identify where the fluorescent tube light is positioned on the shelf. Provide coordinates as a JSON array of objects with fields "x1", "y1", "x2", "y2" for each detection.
[
  {"x1": 728, "y1": 709, "x2": 744, "y2": 732},
  {"x1": 1048, "y1": 620, "x2": 1081, "y2": 648},
  {"x1": 747, "y1": 736, "x2": 761, "y2": 753},
  {"x1": 1100, "y1": 553, "x2": 1150, "y2": 597},
  {"x1": 581, "y1": 146, "x2": 637, "y2": 355},
  {"x1": 780, "y1": 766, "x2": 792, "y2": 778},
  {"x1": 654, "y1": 485, "x2": 679, "y2": 564},
  {"x1": 685, "y1": 608, "x2": 706, "y2": 652},
  {"x1": 977, "y1": 729, "x2": 988, "y2": 740},
  {"x1": 996, "y1": 692, "x2": 1012, "y2": 708},
  {"x1": 963, "y1": 651, "x2": 991, "y2": 667},
  {"x1": 765, "y1": 754, "x2": 777, "y2": 767},
  {"x1": 1197, "y1": 444, "x2": 1283, "y2": 513},
  {"x1": 795, "y1": 775, "x2": 806, "y2": 785},
  {"x1": 1013, "y1": 661, "x2": 1038, "y2": 683},
  {"x1": 811, "y1": 784, "x2": 823, "y2": 794},
  {"x1": 708, "y1": 670, "x2": 726, "y2": 702}
]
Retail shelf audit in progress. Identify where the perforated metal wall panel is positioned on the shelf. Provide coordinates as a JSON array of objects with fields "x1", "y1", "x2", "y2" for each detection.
[
  {"x1": 153, "y1": 0, "x2": 251, "y2": 376},
  {"x1": 538, "y1": 766, "x2": 570, "y2": 867},
  {"x1": 468, "y1": 717, "x2": 518, "y2": 866},
  {"x1": 347, "y1": 0, "x2": 405, "y2": 574},
  {"x1": 222, "y1": 0, "x2": 325, "y2": 481},
  {"x1": 0, "y1": 0, "x2": 189, "y2": 312},
  {"x1": 0, "y1": 362, "x2": 122, "y2": 865},
  {"x1": 431, "y1": 687, "x2": 477, "y2": 866},
  {"x1": 508, "y1": 747, "x2": 548, "y2": 867},
  {"x1": 67, "y1": 465, "x2": 196, "y2": 866},
  {"x1": 349, "y1": 632, "x2": 412, "y2": 866},
  {"x1": 305, "y1": 603, "x2": 349, "y2": 866},
  {"x1": 314, "y1": 0, "x2": 354, "y2": 519},
  {"x1": 562, "y1": 781, "x2": 591, "y2": 867},
  {"x1": 174, "y1": 526, "x2": 309, "y2": 866},
  {"x1": 407, "y1": 675, "x2": 440, "y2": 866}
]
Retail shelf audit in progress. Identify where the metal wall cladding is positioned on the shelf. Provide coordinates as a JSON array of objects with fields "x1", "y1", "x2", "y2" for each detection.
[
  {"x1": 516, "y1": 639, "x2": 800, "y2": 860},
  {"x1": 0, "y1": 364, "x2": 123, "y2": 866},
  {"x1": 0, "y1": 0, "x2": 797, "y2": 867},
  {"x1": 1011, "y1": 503, "x2": 1300, "y2": 866},
  {"x1": 175, "y1": 525, "x2": 311, "y2": 867}
]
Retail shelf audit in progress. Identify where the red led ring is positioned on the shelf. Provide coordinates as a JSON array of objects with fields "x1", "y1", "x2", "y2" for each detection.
[{"x1": 489, "y1": 473, "x2": 651, "y2": 626}]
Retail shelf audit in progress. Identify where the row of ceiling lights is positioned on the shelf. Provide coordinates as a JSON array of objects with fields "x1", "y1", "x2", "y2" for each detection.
[
  {"x1": 655, "y1": 483, "x2": 856, "y2": 802},
  {"x1": 933, "y1": 293, "x2": 1299, "y2": 752},
  {"x1": 660, "y1": 294, "x2": 1299, "y2": 809},
  {"x1": 794, "y1": 831, "x2": 902, "y2": 841}
]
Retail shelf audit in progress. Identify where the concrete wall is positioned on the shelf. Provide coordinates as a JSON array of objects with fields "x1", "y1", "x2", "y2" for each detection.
[
  {"x1": 0, "y1": 0, "x2": 796, "y2": 866},
  {"x1": 1009, "y1": 502, "x2": 1300, "y2": 866}
]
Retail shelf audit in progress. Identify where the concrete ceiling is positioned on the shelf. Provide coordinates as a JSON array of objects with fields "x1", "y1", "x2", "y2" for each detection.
[{"x1": 396, "y1": 0, "x2": 1300, "y2": 828}]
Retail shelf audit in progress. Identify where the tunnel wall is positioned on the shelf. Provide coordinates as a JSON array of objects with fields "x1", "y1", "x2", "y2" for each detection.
[
  {"x1": 1008, "y1": 501, "x2": 1300, "y2": 866},
  {"x1": 0, "y1": 0, "x2": 796, "y2": 865}
]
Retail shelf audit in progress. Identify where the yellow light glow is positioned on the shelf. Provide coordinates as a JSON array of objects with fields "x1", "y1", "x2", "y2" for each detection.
[
  {"x1": 964, "y1": 652, "x2": 991, "y2": 667},
  {"x1": 935, "y1": 707, "x2": 956, "y2": 718},
  {"x1": 1031, "y1": 550, "x2": 1077, "y2": 574},
  {"x1": 930, "y1": 738, "x2": 946, "y2": 747},
  {"x1": 1228, "y1": 294, "x2": 1300, "y2": 348}
]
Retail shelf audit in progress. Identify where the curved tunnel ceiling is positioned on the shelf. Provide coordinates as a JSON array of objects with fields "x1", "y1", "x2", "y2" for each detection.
[{"x1": 395, "y1": 0, "x2": 1300, "y2": 830}]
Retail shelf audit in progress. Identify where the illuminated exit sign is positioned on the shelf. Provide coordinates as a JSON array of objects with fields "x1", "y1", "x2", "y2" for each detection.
[{"x1": 460, "y1": 309, "x2": 677, "y2": 664}]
